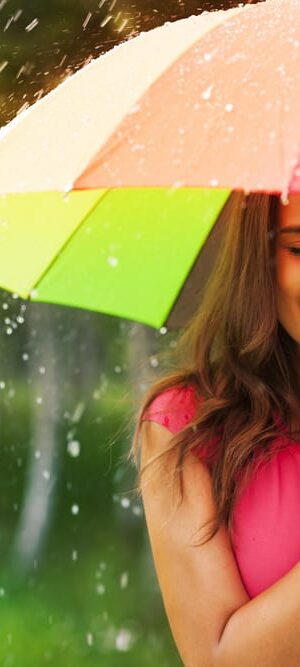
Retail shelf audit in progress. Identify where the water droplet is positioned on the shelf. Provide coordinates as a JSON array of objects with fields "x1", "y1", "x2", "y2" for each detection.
[
  {"x1": 0, "y1": 381, "x2": 5, "y2": 390},
  {"x1": 115, "y1": 628, "x2": 135, "y2": 652},
  {"x1": 86, "y1": 632, "x2": 94, "y2": 646},
  {"x1": 280, "y1": 192, "x2": 289, "y2": 205},
  {"x1": 71, "y1": 504, "x2": 79, "y2": 515},
  {"x1": 120, "y1": 572, "x2": 128, "y2": 589},
  {"x1": 22, "y1": 352, "x2": 29, "y2": 361},
  {"x1": 204, "y1": 52, "x2": 212, "y2": 61},
  {"x1": 100, "y1": 14, "x2": 112, "y2": 28},
  {"x1": 25, "y1": 18, "x2": 39, "y2": 32},
  {"x1": 201, "y1": 84, "x2": 214, "y2": 101},
  {"x1": 225, "y1": 103, "x2": 234, "y2": 112},
  {"x1": 210, "y1": 178, "x2": 219, "y2": 187},
  {"x1": 72, "y1": 550, "x2": 78, "y2": 561},
  {"x1": 83, "y1": 12, "x2": 92, "y2": 30},
  {"x1": 67, "y1": 440, "x2": 80, "y2": 458},
  {"x1": 107, "y1": 256, "x2": 119, "y2": 267},
  {"x1": 159, "y1": 326, "x2": 168, "y2": 335},
  {"x1": 96, "y1": 583, "x2": 106, "y2": 595},
  {"x1": 120, "y1": 497, "x2": 130, "y2": 509},
  {"x1": 132, "y1": 505, "x2": 142, "y2": 517},
  {"x1": 43, "y1": 470, "x2": 50, "y2": 480}
]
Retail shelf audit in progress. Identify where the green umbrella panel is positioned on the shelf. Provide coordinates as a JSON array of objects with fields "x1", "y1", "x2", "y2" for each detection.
[{"x1": 0, "y1": 187, "x2": 231, "y2": 330}]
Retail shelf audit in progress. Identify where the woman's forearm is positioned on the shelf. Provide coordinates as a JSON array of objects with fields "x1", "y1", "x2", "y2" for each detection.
[{"x1": 215, "y1": 559, "x2": 300, "y2": 666}]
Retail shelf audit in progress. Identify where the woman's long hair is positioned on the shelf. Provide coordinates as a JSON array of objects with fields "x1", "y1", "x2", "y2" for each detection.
[{"x1": 128, "y1": 190, "x2": 300, "y2": 545}]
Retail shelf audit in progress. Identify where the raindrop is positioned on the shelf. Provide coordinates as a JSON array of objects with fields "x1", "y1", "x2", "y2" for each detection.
[
  {"x1": 0, "y1": 381, "x2": 5, "y2": 390},
  {"x1": 120, "y1": 572, "x2": 128, "y2": 589},
  {"x1": 83, "y1": 12, "x2": 92, "y2": 30},
  {"x1": 159, "y1": 326, "x2": 168, "y2": 335},
  {"x1": 150, "y1": 357, "x2": 159, "y2": 368},
  {"x1": 96, "y1": 583, "x2": 106, "y2": 595},
  {"x1": 170, "y1": 180, "x2": 185, "y2": 190},
  {"x1": 210, "y1": 178, "x2": 219, "y2": 187},
  {"x1": 131, "y1": 143, "x2": 145, "y2": 152},
  {"x1": 72, "y1": 550, "x2": 78, "y2": 561},
  {"x1": 100, "y1": 14, "x2": 112, "y2": 28},
  {"x1": 35, "y1": 450, "x2": 41, "y2": 459},
  {"x1": 86, "y1": 633, "x2": 94, "y2": 646},
  {"x1": 225, "y1": 103, "x2": 234, "y2": 113},
  {"x1": 30, "y1": 288, "x2": 39, "y2": 299},
  {"x1": 280, "y1": 192, "x2": 289, "y2": 206},
  {"x1": 128, "y1": 103, "x2": 141, "y2": 115},
  {"x1": 132, "y1": 505, "x2": 142, "y2": 517},
  {"x1": 22, "y1": 352, "x2": 29, "y2": 361},
  {"x1": 6, "y1": 327, "x2": 13, "y2": 335},
  {"x1": 70, "y1": 401, "x2": 85, "y2": 423},
  {"x1": 42, "y1": 470, "x2": 50, "y2": 480},
  {"x1": 120, "y1": 497, "x2": 130, "y2": 509},
  {"x1": 25, "y1": 18, "x2": 39, "y2": 32},
  {"x1": 39, "y1": 366, "x2": 46, "y2": 375},
  {"x1": 203, "y1": 52, "x2": 213, "y2": 62},
  {"x1": 71, "y1": 504, "x2": 79, "y2": 515},
  {"x1": 67, "y1": 440, "x2": 81, "y2": 458},
  {"x1": 114, "y1": 365, "x2": 122, "y2": 374},
  {"x1": 4, "y1": 16, "x2": 14, "y2": 31},
  {"x1": 107, "y1": 256, "x2": 119, "y2": 267},
  {"x1": 117, "y1": 18, "x2": 128, "y2": 33},
  {"x1": 201, "y1": 84, "x2": 214, "y2": 101},
  {"x1": 0, "y1": 588, "x2": 5, "y2": 597},
  {"x1": 115, "y1": 628, "x2": 135, "y2": 652},
  {"x1": 36, "y1": 396, "x2": 43, "y2": 405},
  {"x1": 2, "y1": 303, "x2": 8, "y2": 310}
]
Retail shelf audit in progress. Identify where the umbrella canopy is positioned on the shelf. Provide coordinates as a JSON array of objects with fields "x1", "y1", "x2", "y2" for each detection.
[
  {"x1": 0, "y1": 0, "x2": 299, "y2": 330},
  {"x1": 0, "y1": 187, "x2": 230, "y2": 330},
  {"x1": 1, "y1": 0, "x2": 300, "y2": 195}
]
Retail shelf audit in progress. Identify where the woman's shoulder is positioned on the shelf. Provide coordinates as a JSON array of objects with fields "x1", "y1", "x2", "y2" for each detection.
[{"x1": 141, "y1": 383, "x2": 200, "y2": 434}]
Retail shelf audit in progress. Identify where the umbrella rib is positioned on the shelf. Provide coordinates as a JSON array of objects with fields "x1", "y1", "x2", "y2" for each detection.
[{"x1": 31, "y1": 188, "x2": 112, "y2": 296}]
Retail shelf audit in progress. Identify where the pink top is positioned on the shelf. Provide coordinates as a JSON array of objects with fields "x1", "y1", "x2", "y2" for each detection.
[{"x1": 141, "y1": 383, "x2": 300, "y2": 598}]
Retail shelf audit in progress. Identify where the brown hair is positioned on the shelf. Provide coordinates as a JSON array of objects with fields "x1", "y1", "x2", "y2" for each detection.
[{"x1": 128, "y1": 190, "x2": 300, "y2": 545}]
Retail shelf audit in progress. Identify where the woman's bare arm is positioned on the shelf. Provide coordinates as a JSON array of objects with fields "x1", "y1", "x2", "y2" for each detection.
[
  {"x1": 216, "y1": 560, "x2": 300, "y2": 666},
  {"x1": 141, "y1": 421, "x2": 300, "y2": 667}
]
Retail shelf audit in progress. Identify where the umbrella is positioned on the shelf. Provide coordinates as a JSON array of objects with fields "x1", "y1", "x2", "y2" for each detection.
[{"x1": 0, "y1": 0, "x2": 299, "y2": 330}]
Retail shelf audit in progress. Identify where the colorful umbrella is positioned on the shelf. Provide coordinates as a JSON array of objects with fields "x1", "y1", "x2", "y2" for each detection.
[{"x1": 0, "y1": 0, "x2": 299, "y2": 330}]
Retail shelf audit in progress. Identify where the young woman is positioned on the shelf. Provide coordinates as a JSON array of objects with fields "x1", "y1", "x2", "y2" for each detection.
[{"x1": 130, "y1": 190, "x2": 300, "y2": 666}]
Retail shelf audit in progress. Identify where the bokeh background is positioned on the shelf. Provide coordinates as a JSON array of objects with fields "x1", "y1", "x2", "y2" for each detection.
[{"x1": 0, "y1": 1, "x2": 258, "y2": 665}]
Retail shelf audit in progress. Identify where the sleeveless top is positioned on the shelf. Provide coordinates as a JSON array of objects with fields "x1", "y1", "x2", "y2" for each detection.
[{"x1": 141, "y1": 383, "x2": 300, "y2": 599}]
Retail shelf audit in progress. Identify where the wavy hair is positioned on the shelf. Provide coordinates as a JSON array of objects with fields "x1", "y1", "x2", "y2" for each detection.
[{"x1": 128, "y1": 190, "x2": 300, "y2": 546}]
